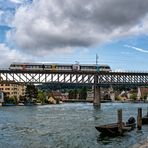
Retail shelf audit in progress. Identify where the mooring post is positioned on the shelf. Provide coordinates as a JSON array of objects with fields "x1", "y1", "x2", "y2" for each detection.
[
  {"x1": 117, "y1": 109, "x2": 123, "y2": 134},
  {"x1": 137, "y1": 108, "x2": 142, "y2": 130}
]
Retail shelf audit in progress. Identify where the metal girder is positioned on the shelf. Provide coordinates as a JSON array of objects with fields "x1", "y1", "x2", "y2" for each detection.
[{"x1": 0, "y1": 70, "x2": 148, "y2": 86}]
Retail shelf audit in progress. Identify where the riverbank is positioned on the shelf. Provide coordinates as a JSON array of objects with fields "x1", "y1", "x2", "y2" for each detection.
[{"x1": 1, "y1": 99, "x2": 148, "y2": 107}]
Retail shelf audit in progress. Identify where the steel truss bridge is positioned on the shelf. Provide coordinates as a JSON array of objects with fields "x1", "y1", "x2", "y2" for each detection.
[
  {"x1": 0, "y1": 70, "x2": 148, "y2": 86},
  {"x1": 0, "y1": 70, "x2": 148, "y2": 106}
]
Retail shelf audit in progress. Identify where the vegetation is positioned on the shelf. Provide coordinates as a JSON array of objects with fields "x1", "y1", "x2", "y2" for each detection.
[
  {"x1": 130, "y1": 93, "x2": 137, "y2": 101},
  {"x1": 79, "y1": 87, "x2": 87, "y2": 100},
  {"x1": 115, "y1": 96, "x2": 121, "y2": 101},
  {"x1": 25, "y1": 84, "x2": 38, "y2": 103},
  {"x1": 37, "y1": 91, "x2": 46, "y2": 104},
  {"x1": 4, "y1": 96, "x2": 17, "y2": 104},
  {"x1": 68, "y1": 87, "x2": 87, "y2": 100},
  {"x1": 68, "y1": 89, "x2": 78, "y2": 99},
  {"x1": 37, "y1": 83, "x2": 91, "y2": 91},
  {"x1": 141, "y1": 94, "x2": 147, "y2": 101}
]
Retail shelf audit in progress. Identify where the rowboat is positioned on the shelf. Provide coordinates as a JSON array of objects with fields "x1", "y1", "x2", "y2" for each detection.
[
  {"x1": 142, "y1": 115, "x2": 148, "y2": 124},
  {"x1": 95, "y1": 117, "x2": 136, "y2": 136}
]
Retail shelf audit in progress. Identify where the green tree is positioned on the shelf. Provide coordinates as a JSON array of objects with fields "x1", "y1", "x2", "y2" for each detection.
[
  {"x1": 19, "y1": 95, "x2": 25, "y2": 103},
  {"x1": 37, "y1": 91, "x2": 46, "y2": 104},
  {"x1": 141, "y1": 93, "x2": 147, "y2": 101},
  {"x1": 73, "y1": 89, "x2": 78, "y2": 99},
  {"x1": 130, "y1": 93, "x2": 137, "y2": 101},
  {"x1": 25, "y1": 84, "x2": 38, "y2": 103},
  {"x1": 79, "y1": 87, "x2": 87, "y2": 100},
  {"x1": 68, "y1": 89, "x2": 78, "y2": 99},
  {"x1": 4, "y1": 96, "x2": 17, "y2": 104},
  {"x1": 68, "y1": 90, "x2": 74, "y2": 99}
]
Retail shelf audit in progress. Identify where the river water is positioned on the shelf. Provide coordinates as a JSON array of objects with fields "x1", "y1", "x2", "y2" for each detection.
[{"x1": 0, "y1": 103, "x2": 148, "y2": 148}]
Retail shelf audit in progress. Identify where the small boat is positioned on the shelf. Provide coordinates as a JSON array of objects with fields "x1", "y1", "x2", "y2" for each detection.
[
  {"x1": 95, "y1": 122, "x2": 124, "y2": 135},
  {"x1": 142, "y1": 107, "x2": 148, "y2": 124},
  {"x1": 18, "y1": 103, "x2": 24, "y2": 106},
  {"x1": 95, "y1": 117, "x2": 136, "y2": 136},
  {"x1": 142, "y1": 115, "x2": 148, "y2": 124}
]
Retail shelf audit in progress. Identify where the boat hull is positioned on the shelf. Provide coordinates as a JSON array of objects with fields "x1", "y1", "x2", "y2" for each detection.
[
  {"x1": 142, "y1": 116, "x2": 148, "y2": 124},
  {"x1": 95, "y1": 122, "x2": 136, "y2": 136}
]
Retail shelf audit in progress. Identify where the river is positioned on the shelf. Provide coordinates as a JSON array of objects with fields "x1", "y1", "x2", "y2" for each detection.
[{"x1": 0, "y1": 103, "x2": 148, "y2": 148}]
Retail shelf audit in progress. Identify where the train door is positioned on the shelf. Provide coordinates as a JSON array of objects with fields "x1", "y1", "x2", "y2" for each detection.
[
  {"x1": 72, "y1": 64, "x2": 80, "y2": 71},
  {"x1": 22, "y1": 64, "x2": 26, "y2": 70},
  {"x1": 51, "y1": 64, "x2": 57, "y2": 71}
]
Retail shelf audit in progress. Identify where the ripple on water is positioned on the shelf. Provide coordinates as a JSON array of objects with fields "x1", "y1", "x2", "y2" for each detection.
[{"x1": 0, "y1": 103, "x2": 148, "y2": 148}]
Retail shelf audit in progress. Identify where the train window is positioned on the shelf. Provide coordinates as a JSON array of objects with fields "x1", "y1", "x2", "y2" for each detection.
[
  {"x1": 46, "y1": 65, "x2": 51, "y2": 68},
  {"x1": 11, "y1": 65, "x2": 15, "y2": 67}
]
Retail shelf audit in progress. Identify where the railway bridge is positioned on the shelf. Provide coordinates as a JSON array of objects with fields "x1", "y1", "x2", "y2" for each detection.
[{"x1": 0, "y1": 70, "x2": 148, "y2": 106}]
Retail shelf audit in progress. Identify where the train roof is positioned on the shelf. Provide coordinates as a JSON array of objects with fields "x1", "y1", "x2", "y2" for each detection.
[
  {"x1": 10, "y1": 62, "x2": 72, "y2": 66},
  {"x1": 10, "y1": 62, "x2": 110, "y2": 67}
]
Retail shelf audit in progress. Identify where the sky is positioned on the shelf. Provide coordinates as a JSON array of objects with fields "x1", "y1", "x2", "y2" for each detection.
[{"x1": 0, "y1": 0, "x2": 148, "y2": 71}]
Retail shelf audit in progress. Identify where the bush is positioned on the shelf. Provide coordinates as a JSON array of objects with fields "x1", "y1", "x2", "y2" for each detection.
[{"x1": 130, "y1": 93, "x2": 137, "y2": 101}]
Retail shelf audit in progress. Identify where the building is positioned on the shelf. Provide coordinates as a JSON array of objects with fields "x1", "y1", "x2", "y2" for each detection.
[
  {"x1": 51, "y1": 91, "x2": 63, "y2": 101},
  {"x1": 0, "y1": 81, "x2": 26, "y2": 100},
  {"x1": 86, "y1": 90, "x2": 93, "y2": 101},
  {"x1": 137, "y1": 87, "x2": 148, "y2": 100}
]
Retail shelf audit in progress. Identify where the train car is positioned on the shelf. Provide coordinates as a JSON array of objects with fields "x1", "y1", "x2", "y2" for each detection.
[
  {"x1": 80, "y1": 64, "x2": 111, "y2": 72},
  {"x1": 80, "y1": 64, "x2": 96, "y2": 71},
  {"x1": 9, "y1": 63, "x2": 74, "y2": 71},
  {"x1": 9, "y1": 63, "x2": 111, "y2": 72},
  {"x1": 9, "y1": 63, "x2": 48, "y2": 70},
  {"x1": 97, "y1": 64, "x2": 111, "y2": 72}
]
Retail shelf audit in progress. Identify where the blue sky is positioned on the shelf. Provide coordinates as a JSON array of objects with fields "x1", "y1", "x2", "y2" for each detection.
[{"x1": 0, "y1": 0, "x2": 148, "y2": 71}]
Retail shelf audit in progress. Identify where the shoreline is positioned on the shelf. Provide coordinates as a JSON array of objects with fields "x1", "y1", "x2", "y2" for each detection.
[{"x1": 1, "y1": 100, "x2": 148, "y2": 106}]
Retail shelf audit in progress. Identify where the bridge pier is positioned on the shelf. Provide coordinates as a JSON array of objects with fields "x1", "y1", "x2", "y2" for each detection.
[{"x1": 93, "y1": 85, "x2": 101, "y2": 107}]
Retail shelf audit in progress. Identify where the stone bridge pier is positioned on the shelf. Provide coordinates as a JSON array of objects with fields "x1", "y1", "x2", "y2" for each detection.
[
  {"x1": 93, "y1": 85, "x2": 101, "y2": 107},
  {"x1": 93, "y1": 74, "x2": 101, "y2": 107}
]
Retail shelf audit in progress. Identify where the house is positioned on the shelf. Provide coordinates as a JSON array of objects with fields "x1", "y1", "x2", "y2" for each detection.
[
  {"x1": 86, "y1": 90, "x2": 93, "y2": 101},
  {"x1": 51, "y1": 91, "x2": 63, "y2": 101},
  {"x1": 137, "y1": 87, "x2": 148, "y2": 100},
  {"x1": 0, "y1": 81, "x2": 26, "y2": 100}
]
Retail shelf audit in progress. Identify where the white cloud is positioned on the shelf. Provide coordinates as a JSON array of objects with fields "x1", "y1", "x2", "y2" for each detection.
[
  {"x1": 125, "y1": 45, "x2": 148, "y2": 53},
  {"x1": 0, "y1": 10, "x2": 4, "y2": 16},
  {"x1": 0, "y1": 43, "x2": 35, "y2": 68},
  {"x1": 7, "y1": 0, "x2": 148, "y2": 55},
  {"x1": 9, "y1": 0, "x2": 23, "y2": 4}
]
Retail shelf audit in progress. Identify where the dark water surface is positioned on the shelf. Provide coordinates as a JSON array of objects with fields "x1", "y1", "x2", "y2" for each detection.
[{"x1": 0, "y1": 103, "x2": 148, "y2": 148}]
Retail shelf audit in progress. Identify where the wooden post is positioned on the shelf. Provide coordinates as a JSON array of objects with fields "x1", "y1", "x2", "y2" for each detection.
[
  {"x1": 137, "y1": 108, "x2": 142, "y2": 130},
  {"x1": 117, "y1": 109, "x2": 123, "y2": 134}
]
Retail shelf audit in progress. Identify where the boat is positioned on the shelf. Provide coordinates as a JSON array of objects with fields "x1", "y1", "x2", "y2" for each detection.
[
  {"x1": 18, "y1": 103, "x2": 25, "y2": 106},
  {"x1": 95, "y1": 122, "x2": 124, "y2": 135},
  {"x1": 95, "y1": 117, "x2": 136, "y2": 136},
  {"x1": 142, "y1": 115, "x2": 148, "y2": 124},
  {"x1": 142, "y1": 107, "x2": 148, "y2": 124}
]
